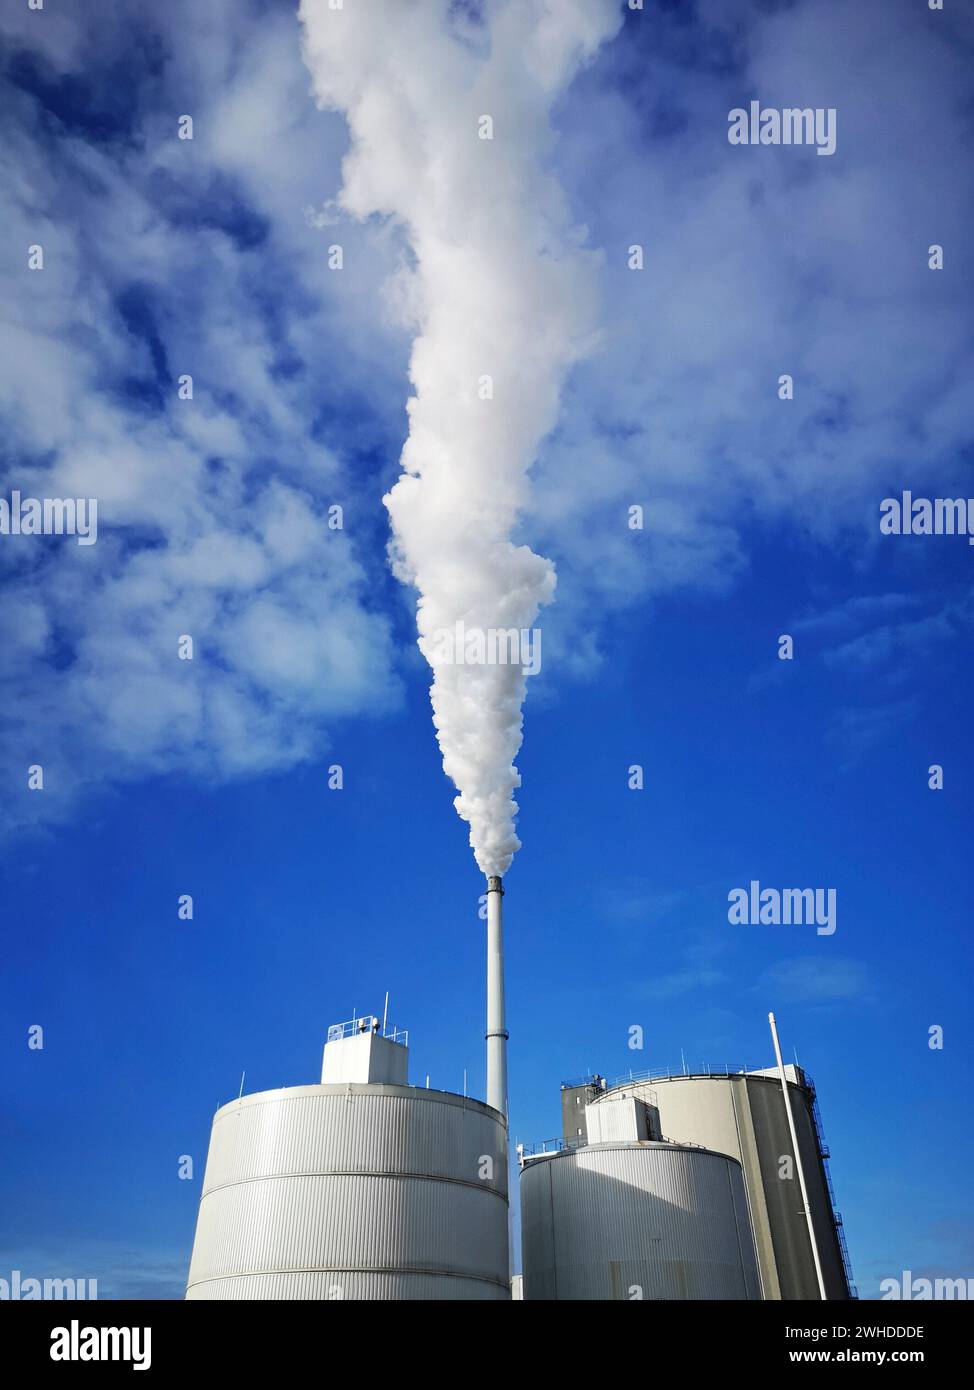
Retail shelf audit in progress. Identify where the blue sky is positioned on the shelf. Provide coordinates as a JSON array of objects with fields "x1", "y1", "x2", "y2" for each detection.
[{"x1": 1, "y1": 0, "x2": 972, "y2": 1299}]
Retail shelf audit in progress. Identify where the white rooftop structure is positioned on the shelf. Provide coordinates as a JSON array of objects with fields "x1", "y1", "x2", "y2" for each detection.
[{"x1": 320, "y1": 1014, "x2": 409, "y2": 1086}]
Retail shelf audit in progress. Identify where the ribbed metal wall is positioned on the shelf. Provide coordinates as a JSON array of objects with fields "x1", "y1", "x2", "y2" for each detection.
[
  {"x1": 610, "y1": 1074, "x2": 849, "y2": 1299},
  {"x1": 186, "y1": 1084, "x2": 509, "y2": 1301},
  {"x1": 520, "y1": 1142, "x2": 760, "y2": 1300}
]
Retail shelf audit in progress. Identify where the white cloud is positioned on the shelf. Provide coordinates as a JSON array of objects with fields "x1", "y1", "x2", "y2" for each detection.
[
  {"x1": 0, "y1": 0, "x2": 405, "y2": 834},
  {"x1": 2, "y1": 0, "x2": 971, "y2": 833},
  {"x1": 527, "y1": 0, "x2": 974, "y2": 650},
  {"x1": 758, "y1": 955, "x2": 870, "y2": 1005}
]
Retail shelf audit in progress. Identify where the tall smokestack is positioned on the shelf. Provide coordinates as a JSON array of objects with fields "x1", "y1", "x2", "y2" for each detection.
[{"x1": 485, "y1": 875, "x2": 508, "y2": 1119}]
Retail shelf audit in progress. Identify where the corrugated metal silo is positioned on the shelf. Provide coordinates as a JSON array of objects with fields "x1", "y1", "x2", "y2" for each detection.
[
  {"x1": 520, "y1": 1141, "x2": 760, "y2": 1300},
  {"x1": 596, "y1": 1069, "x2": 850, "y2": 1299},
  {"x1": 186, "y1": 1022, "x2": 509, "y2": 1300}
]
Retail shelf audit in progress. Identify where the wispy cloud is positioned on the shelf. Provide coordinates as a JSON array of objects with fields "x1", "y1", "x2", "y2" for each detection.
[
  {"x1": 822, "y1": 601, "x2": 964, "y2": 677},
  {"x1": 793, "y1": 593, "x2": 923, "y2": 641},
  {"x1": 632, "y1": 967, "x2": 724, "y2": 1001},
  {"x1": 596, "y1": 878, "x2": 687, "y2": 926},
  {"x1": 0, "y1": 1241, "x2": 186, "y2": 1300},
  {"x1": 3, "y1": 0, "x2": 974, "y2": 832},
  {"x1": 826, "y1": 698, "x2": 921, "y2": 763},
  {"x1": 529, "y1": 0, "x2": 974, "y2": 649},
  {"x1": 0, "y1": 1, "x2": 408, "y2": 835},
  {"x1": 756, "y1": 955, "x2": 871, "y2": 1005}
]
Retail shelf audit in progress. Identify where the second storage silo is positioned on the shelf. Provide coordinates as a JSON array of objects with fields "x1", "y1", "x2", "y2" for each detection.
[
  {"x1": 520, "y1": 1140, "x2": 760, "y2": 1300},
  {"x1": 584, "y1": 1068, "x2": 850, "y2": 1299}
]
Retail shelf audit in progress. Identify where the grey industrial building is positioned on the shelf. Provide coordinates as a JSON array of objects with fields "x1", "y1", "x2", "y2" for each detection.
[
  {"x1": 518, "y1": 1063, "x2": 854, "y2": 1301},
  {"x1": 184, "y1": 868, "x2": 857, "y2": 1301}
]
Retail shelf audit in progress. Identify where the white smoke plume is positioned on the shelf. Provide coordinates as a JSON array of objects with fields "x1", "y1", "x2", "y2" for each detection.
[{"x1": 300, "y1": 0, "x2": 622, "y2": 874}]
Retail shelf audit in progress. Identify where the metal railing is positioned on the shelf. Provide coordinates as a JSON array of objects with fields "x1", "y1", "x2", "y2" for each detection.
[
  {"x1": 806, "y1": 1075, "x2": 857, "y2": 1299},
  {"x1": 837, "y1": 1226, "x2": 858, "y2": 1299},
  {"x1": 561, "y1": 1063, "x2": 765, "y2": 1092},
  {"x1": 517, "y1": 1136, "x2": 586, "y2": 1161},
  {"x1": 326, "y1": 1015, "x2": 409, "y2": 1046},
  {"x1": 518, "y1": 1120, "x2": 709, "y2": 1166}
]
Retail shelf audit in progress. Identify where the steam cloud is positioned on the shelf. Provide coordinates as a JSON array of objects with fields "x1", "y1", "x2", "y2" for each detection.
[{"x1": 300, "y1": 0, "x2": 621, "y2": 875}]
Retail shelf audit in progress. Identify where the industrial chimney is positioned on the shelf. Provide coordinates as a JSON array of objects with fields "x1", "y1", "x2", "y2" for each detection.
[{"x1": 485, "y1": 875, "x2": 508, "y2": 1118}]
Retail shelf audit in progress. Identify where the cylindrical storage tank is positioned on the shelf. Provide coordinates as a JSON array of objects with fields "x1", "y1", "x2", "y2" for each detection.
[
  {"x1": 520, "y1": 1141, "x2": 760, "y2": 1300},
  {"x1": 186, "y1": 1084, "x2": 509, "y2": 1300},
  {"x1": 604, "y1": 1072, "x2": 849, "y2": 1300}
]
